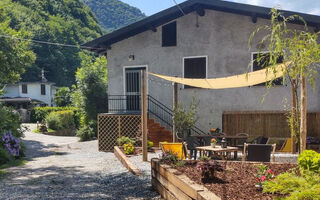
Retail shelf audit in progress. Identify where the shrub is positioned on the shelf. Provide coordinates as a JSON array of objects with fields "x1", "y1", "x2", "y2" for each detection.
[
  {"x1": 123, "y1": 143, "x2": 135, "y2": 155},
  {"x1": 256, "y1": 164, "x2": 275, "y2": 188},
  {"x1": 46, "y1": 112, "x2": 61, "y2": 130},
  {"x1": 45, "y1": 110, "x2": 75, "y2": 130},
  {"x1": 30, "y1": 106, "x2": 79, "y2": 123},
  {"x1": 197, "y1": 160, "x2": 223, "y2": 182},
  {"x1": 147, "y1": 141, "x2": 154, "y2": 149},
  {"x1": 298, "y1": 150, "x2": 320, "y2": 173},
  {"x1": 263, "y1": 171, "x2": 320, "y2": 199},
  {"x1": 117, "y1": 136, "x2": 135, "y2": 146},
  {"x1": 76, "y1": 125, "x2": 95, "y2": 142},
  {"x1": 161, "y1": 151, "x2": 179, "y2": 164},
  {"x1": 0, "y1": 106, "x2": 23, "y2": 138}
]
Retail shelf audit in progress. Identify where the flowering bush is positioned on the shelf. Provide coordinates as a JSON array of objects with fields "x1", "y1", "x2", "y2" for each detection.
[
  {"x1": 2, "y1": 131, "x2": 21, "y2": 157},
  {"x1": 256, "y1": 164, "x2": 275, "y2": 187},
  {"x1": 123, "y1": 143, "x2": 135, "y2": 155}
]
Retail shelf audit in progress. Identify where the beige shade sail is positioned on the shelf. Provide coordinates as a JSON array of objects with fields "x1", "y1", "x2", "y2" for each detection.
[{"x1": 149, "y1": 62, "x2": 289, "y2": 89}]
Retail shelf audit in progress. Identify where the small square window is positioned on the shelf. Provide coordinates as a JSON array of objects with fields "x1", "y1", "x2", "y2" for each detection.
[
  {"x1": 41, "y1": 84, "x2": 46, "y2": 95},
  {"x1": 184, "y1": 57, "x2": 207, "y2": 88},
  {"x1": 162, "y1": 21, "x2": 177, "y2": 47},
  {"x1": 252, "y1": 52, "x2": 284, "y2": 86},
  {"x1": 22, "y1": 84, "x2": 27, "y2": 94}
]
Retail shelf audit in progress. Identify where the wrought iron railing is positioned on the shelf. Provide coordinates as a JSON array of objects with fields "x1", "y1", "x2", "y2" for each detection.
[{"x1": 107, "y1": 95, "x2": 208, "y2": 135}]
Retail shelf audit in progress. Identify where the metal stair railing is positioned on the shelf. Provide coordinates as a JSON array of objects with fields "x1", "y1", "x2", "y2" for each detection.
[{"x1": 107, "y1": 95, "x2": 208, "y2": 135}]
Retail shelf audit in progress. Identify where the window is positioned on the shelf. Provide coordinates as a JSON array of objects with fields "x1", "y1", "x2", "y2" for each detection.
[
  {"x1": 252, "y1": 52, "x2": 284, "y2": 86},
  {"x1": 183, "y1": 56, "x2": 207, "y2": 88},
  {"x1": 41, "y1": 84, "x2": 46, "y2": 95},
  {"x1": 162, "y1": 21, "x2": 177, "y2": 47},
  {"x1": 22, "y1": 84, "x2": 27, "y2": 94}
]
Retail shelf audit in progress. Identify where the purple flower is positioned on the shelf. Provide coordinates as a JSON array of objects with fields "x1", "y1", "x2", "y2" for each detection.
[{"x1": 2, "y1": 131, "x2": 20, "y2": 157}]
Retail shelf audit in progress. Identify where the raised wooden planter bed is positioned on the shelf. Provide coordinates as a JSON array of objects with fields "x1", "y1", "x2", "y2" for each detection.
[
  {"x1": 151, "y1": 158, "x2": 220, "y2": 200},
  {"x1": 114, "y1": 146, "x2": 142, "y2": 176}
]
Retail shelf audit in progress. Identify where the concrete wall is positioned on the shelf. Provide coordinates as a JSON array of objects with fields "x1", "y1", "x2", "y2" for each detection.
[{"x1": 106, "y1": 9, "x2": 320, "y2": 132}]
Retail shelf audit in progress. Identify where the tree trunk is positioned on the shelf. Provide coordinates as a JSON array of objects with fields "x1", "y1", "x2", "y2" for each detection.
[
  {"x1": 291, "y1": 80, "x2": 297, "y2": 153},
  {"x1": 300, "y1": 75, "x2": 307, "y2": 152}
]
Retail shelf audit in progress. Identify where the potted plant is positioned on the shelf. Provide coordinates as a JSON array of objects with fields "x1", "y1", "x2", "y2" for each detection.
[
  {"x1": 211, "y1": 138, "x2": 217, "y2": 148},
  {"x1": 173, "y1": 96, "x2": 198, "y2": 141}
]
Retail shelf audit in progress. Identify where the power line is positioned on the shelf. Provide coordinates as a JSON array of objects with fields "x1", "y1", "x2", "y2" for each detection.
[
  {"x1": 172, "y1": 0, "x2": 186, "y2": 16},
  {"x1": 0, "y1": 34, "x2": 106, "y2": 51}
]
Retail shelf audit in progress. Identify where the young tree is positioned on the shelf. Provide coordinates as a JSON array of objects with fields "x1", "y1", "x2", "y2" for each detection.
[
  {"x1": 250, "y1": 9, "x2": 320, "y2": 152},
  {"x1": 72, "y1": 52, "x2": 108, "y2": 140},
  {"x1": 54, "y1": 87, "x2": 71, "y2": 107}
]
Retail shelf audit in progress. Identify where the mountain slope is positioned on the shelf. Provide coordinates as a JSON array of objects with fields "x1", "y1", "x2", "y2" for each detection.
[
  {"x1": 1, "y1": 0, "x2": 102, "y2": 86},
  {"x1": 82, "y1": 0, "x2": 146, "y2": 32}
]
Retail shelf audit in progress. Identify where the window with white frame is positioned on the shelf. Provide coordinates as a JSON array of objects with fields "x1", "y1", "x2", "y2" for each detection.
[
  {"x1": 183, "y1": 56, "x2": 207, "y2": 88},
  {"x1": 252, "y1": 52, "x2": 284, "y2": 86}
]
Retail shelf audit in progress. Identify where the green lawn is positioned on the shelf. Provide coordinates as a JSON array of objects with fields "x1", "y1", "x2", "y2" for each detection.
[{"x1": 34, "y1": 128, "x2": 55, "y2": 133}]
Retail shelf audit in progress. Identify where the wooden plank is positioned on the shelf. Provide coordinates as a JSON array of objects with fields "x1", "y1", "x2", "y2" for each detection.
[
  {"x1": 154, "y1": 163, "x2": 203, "y2": 199},
  {"x1": 152, "y1": 170, "x2": 192, "y2": 200},
  {"x1": 141, "y1": 69, "x2": 148, "y2": 161},
  {"x1": 197, "y1": 190, "x2": 221, "y2": 200},
  {"x1": 152, "y1": 178, "x2": 178, "y2": 200},
  {"x1": 114, "y1": 146, "x2": 142, "y2": 175}
]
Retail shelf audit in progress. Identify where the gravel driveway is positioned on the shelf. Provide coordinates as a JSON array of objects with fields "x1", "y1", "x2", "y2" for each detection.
[{"x1": 0, "y1": 124, "x2": 160, "y2": 200}]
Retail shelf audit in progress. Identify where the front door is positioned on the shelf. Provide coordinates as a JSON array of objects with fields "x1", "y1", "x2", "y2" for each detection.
[{"x1": 125, "y1": 68, "x2": 144, "y2": 111}]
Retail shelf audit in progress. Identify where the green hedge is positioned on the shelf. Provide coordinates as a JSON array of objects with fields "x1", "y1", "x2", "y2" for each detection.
[
  {"x1": 46, "y1": 110, "x2": 75, "y2": 130},
  {"x1": 30, "y1": 107, "x2": 81, "y2": 128}
]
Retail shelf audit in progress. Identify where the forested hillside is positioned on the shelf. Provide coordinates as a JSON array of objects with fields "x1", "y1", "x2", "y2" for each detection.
[
  {"x1": 82, "y1": 0, "x2": 146, "y2": 31},
  {"x1": 0, "y1": 0, "x2": 102, "y2": 86}
]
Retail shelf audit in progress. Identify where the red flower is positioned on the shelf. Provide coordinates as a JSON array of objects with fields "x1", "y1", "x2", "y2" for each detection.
[
  {"x1": 266, "y1": 170, "x2": 274, "y2": 174},
  {"x1": 261, "y1": 175, "x2": 266, "y2": 181}
]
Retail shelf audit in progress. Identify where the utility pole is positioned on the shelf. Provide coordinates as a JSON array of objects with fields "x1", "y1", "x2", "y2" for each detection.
[{"x1": 141, "y1": 69, "x2": 148, "y2": 161}]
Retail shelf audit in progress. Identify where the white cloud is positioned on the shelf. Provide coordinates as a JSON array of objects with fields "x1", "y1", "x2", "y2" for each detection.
[{"x1": 227, "y1": 0, "x2": 320, "y2": 15}]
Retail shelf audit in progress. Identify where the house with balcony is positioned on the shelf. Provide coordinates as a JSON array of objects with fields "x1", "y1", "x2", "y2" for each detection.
[{"x1": 83, "y1": 0, "x2": 320, "y2": 150}]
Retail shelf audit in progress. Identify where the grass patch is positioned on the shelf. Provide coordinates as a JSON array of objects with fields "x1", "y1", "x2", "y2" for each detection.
[
  {"x1": 0, "y1": 159, "x2": 27, "y2": 170},
  {"x1": 34, "y1": 128, "x2": 55, "y2": 133},
  {"x1": 0, "y1": 169, "x2": 7, "y2": 179}
]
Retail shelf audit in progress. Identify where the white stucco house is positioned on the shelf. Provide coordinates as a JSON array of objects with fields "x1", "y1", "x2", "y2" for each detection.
[
  {"x1": 83, "y1": 0, "x2": 320, "y2": 138},
  {"x1": 1, "y1": 72, "x2": 57, "y2": 107}
]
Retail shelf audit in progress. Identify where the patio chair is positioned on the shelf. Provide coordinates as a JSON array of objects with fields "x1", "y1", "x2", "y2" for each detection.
[
  {"x1": 186, "y1": 136, "x2": 200, "y2": 160},
  {"x1": 159, "y1": 142, "x2": 187, "y2": 160},
  {"x1": 236, "y1": 133, "x2": 248, "y2": 150},
  {"x1": 250, "y1": 136, "x2": 268, "y2": 144},
  {"x1": 242, "y1": 143, "x2": 276, "y2": 162},
  {"x1": 279, "y1": 138, "x2": 292, "y2": 153}
]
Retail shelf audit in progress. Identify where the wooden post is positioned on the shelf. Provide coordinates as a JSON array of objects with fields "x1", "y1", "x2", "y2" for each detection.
[
  {"x1": 291, "y1": 80, "x2": 297, "y2": 153},
  {"x1": 141, "y1": 69, "x2": 148, "y2": 161},
  {"x1": 300, "y1": 75, "x2": 307, "y2": 152},
  {"x1": 172, "y1": 82, "x2": 178, "y2": 142}
]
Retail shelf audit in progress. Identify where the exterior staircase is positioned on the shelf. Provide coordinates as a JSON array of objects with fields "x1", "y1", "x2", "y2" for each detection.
[{"x1": 147, "y1": 118, "x2": 173, "y2": 147}]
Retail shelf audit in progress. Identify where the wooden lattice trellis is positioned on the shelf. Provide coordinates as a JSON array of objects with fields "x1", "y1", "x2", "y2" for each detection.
[{"x1": 98, "y1": 114, "x2": 141, "y2": 152}]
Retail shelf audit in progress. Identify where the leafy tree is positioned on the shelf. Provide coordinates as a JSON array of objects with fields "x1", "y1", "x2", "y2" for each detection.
[
  {"x1": 0, "y1": 0, "x2": 102, "y2": 86},
  {"x1": 54, "y1": 87, "x2": 71, "y2": 107},
  {"x1": 0, "y1": 6, "x2": 35, "y2": 89},
  {"x1": 72, "y1": 53, "x2": 108, "y2": 140},
  {"x1": 82, "y1": 0, "x2": 145, "y2": 32},
  {"x1": 250, "y1": 9, "x2": 320, "y2": 152}
]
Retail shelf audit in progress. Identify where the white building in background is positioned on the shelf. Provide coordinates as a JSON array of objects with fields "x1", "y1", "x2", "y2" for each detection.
[{"x1": 1, "y1": 70, "x2": 57, "y2": 107}]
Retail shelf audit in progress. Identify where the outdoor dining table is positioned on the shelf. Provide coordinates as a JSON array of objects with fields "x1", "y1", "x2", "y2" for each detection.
[
  {"x1": 213, "y1": 134, "x2": 249, "y2": 146},
  {"x1": 196, "y1": 145, "x2": 239, "y2": 160}
]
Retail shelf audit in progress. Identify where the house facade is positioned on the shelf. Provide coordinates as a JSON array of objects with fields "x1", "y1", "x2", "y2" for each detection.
[
  {"x1": 2, "y1": 80, "x2": 57, "y2": 107},
  {"x1": 85, "y1": 0, "x2": 320, "y2": 133}
]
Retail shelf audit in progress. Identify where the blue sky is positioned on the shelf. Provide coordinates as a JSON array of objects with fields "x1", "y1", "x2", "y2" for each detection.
[{"x1": 120, "y1": 0, "x2": 320, "y2": 16}]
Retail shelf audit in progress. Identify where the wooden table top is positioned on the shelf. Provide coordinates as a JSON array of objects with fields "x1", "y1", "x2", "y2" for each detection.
[
  {"x1": 213, "y1": 135, "x2": 248, "y2": 139},
  {"x1": 196, "y1": 145, "x2": 239, "y2": 152}
]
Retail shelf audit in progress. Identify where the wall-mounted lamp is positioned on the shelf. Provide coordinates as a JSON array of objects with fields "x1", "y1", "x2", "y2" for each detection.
[{"x1": 129, "y1": 54, "x2": 135, "y2": 61}]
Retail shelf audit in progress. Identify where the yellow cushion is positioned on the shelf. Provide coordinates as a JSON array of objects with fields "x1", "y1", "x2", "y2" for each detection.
[{"x1": 279, "y1": 138, "x2": 292, "y2": 152}]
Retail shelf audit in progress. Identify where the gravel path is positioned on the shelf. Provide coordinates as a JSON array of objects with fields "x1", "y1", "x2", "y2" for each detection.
[{"x1": 0, "y1": 124, "x2": 160, "y2": 200}]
